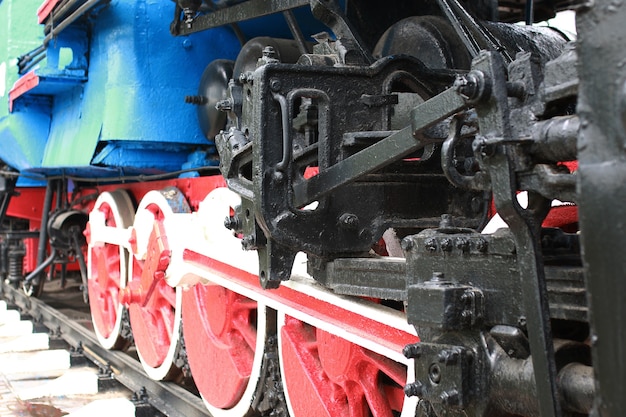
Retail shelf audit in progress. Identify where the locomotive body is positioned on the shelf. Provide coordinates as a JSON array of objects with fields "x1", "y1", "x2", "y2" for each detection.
[{"x1": 0, "y1": 0, "x2": 622, "y2": 416}]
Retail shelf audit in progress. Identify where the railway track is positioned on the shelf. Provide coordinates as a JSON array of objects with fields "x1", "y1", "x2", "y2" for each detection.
[{"x1": 0, "y1": 280, "x2": 211, "y2": 417}]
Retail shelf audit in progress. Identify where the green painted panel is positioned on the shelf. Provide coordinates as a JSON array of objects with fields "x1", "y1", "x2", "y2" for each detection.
[{"x1": 0, "y1": 0, "x2": 45, "y2": 118}]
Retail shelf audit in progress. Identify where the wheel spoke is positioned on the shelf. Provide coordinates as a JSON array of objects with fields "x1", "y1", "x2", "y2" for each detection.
[
  {"x1": 360, "y1": 364, "x2": 395, "y2": 417},
  {"x1": 280, "y1": 314, "x2": 407, "y2": 417},
  {"x1": 231, "y1": 312, "x2": 257, "y2": 348},
  {"x1": 183, "y1": 278, "x2": 265, "y2": 414},
  {"x1": 158, "y1": 280, "x2": 177, "y2": 308},
  {"x1": 158, "y1": 304, "x2": 175, "y2": 344},
  {"x1": 344, "y1": 383, "x2": 368, "y2": 417},
  {"x1": 362, "y1": 350, "x2": 408, "y2": 387}
]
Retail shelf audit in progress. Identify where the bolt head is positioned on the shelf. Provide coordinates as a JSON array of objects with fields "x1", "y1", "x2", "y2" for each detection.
[
  {"x1": 440, "y1": 389, "x2": 460, "y2": 406},
  {"x1": 475, "y1": 238, "x2": 488, "y2": 253},
  {"x1": 440, "y1": 237, "x2": 453, "y2": 252},
  {"x1": 224, "y1": 216, "x2": 240, "y2": 230},
  {"x1": 401, "y1": 238, "x2": 414, "y2": 252},
  {"x1": 272, "y1": 170, "x2": 285, "y2": 183},
  {"x1": 262, "y1": 46, "x2": 277, "y2": 58},
  {"x1": 425, "y1": 238, "x2": 438, "y2": 252},
  {"x1": 404, "y1": 381, "x2": 424, "y2": 397},
  {"x1": 403, "y1": 343, "x2": 422, "y2": 359},
  {"x1": 338, "y1": 213, "x2": 359, "y2": 230},
  {"x1": 270, "y1": 78, "x2": 282, "y2": 92}
]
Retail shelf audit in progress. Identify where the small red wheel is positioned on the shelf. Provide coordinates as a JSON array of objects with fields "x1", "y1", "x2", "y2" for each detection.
[
  {"x1": 183, "y1": 283, "x2": 265, "y2": 416},
  {"x1": 87, "y1": 190, "x2": 134, "y2": 350},
  {"x1": 123, "y1": 188, "x2": 188, "y2": 380},
  {"x1": 279, "y1": 313, "x2": 408, "y2": 417}
]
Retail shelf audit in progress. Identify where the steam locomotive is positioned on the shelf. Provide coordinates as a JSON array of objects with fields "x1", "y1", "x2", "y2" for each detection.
[{"x1": 0, "y1": 0, "x2": 621, "y2": 416}]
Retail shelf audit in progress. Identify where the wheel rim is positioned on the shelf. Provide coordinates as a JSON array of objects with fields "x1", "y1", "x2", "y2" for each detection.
[
  {"x1": 279, "y1": 313, "x2": 407, "y2": 417},
  {"x1": 183, "y1": 283, "x2": 266, "y2": 415},
  {"x1": 177, "y1": 185, "x2": 267, "y2": 415},
  {"x1": 125, "y1": 188, "x2": 188, "y2": 380},
  {"x1": 88, "y1": 190, "x2": 134, "y2": 350}
]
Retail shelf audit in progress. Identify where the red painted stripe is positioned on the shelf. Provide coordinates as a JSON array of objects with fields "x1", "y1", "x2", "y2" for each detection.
[
  {"x1": 8, "y1": 71, "x2": 40, "y2": 112},
  {"x1": 37, "y1": 0, "x2": 61, "y2": 23},
  {"x1": 183, "y1": 249, "x2": 418, "y2": 354}
]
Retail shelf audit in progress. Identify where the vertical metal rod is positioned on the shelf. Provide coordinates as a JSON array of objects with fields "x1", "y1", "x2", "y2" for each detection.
[
  {"x1": 72, "y1": 232, "x2": 89, "y2": 303},
  {"x1": 283, "y1": 10, "x2": 309, "y2": 55},
  {"x1": 0, "y1": 178, "x2": 16, "y2": 229},
  {"x1": 474, "y1": 51, "x2": 561, "y2": 417},
  {"x1": 525, "y1": 0, "x2": 535, "y2": 25},
  {"x1": 55, "y1": 179, "x2": 63, "y2": 210},
  {"x1": 35, "y1": 180, "x2": 55, "y2": 283}
]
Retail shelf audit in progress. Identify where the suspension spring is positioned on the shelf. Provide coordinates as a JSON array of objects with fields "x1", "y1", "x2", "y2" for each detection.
[
  {"x1": 0, "y1": 240, "x2": 8, "y2": 280},
  {"x1": 7, "y1": 242, "x2": 25, "y2": 284}
]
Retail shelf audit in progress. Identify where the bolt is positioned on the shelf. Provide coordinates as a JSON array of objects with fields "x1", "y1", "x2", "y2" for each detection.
[
  {"x1": 518, "y1": 316, "x2": 527, "y2": 329},
  {"x1": 403, "y1": 343, "x2": 422, "y2": 359},
  {"x1": 263, "y1": 46, "x2": 277, "y2": 59},
  {"x1": 454, "y1": 70, "x2": 488, "y2": 103},
  {"x1": 183, "y1": 9, "x2": 196, "y2": 28},
  {"x1": 270, "y1": 78, "x2": 282, "y2": 92},
  {"x1": 184, "y1": 95, "x2": 208, "y2": 105},
  {"x1": 272, "y1": 170, "x2": 285, "y2": 183},
  {"x1": 439, "y1": 214, "x2": 453, "y2": 228},
  {"x1": 71, "y1": 343, "x2": 84, "y2": 355},
  {"x1": 224, "y1": 216, "x2": 240, "y2": 230},
  {"x1": 440, "y1": 389, "x2": 460, "y2": 406},
  {"x1": 338, "y1": 213, "x2": 359, "y2": 230},
  {"x1": 241, "y1": 235, "x2": 256, "y2": 250},
  {"x1": 437, "y1": 349, "x2": 460, "y2": 365},
  {"x1": 215, "y1": 98, "x2": 233, "y2": 112},
  {"x1": 475, "y1": 238, "x2": 488, "y2": 253},
  {"x1": 431, "y1": 271, "x2": 445, "y2": 282},
  {"x1": 456, "y1": 237, "x2": 469, "y2": 251},
  {"x1": 440, "y1": 237, "x2": 453, "y2": 252},
  {"x1": 404, "y1": 381, "x2": 424, "y2": 397},
  {"x1": 401, "y1": 237, "x2": 414, "y2": 252},
  {"x1": 98, "y1": 365, "x2": 113, "y2": 377},
  {"x1": 425, "y1": 238, "x2": 438, "y2": 252},
  {"x1": 239, "y1": 72, "x2": 250, "y2": 84}
]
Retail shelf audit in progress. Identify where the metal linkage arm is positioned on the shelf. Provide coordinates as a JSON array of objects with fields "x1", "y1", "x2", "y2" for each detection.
[
  {"x1": 292, "y1": 86, "x2": 469, "y2": 208},
  {"x1": 172, "y1": 0, "x2": 309, "y2": 35},
  {"x1": 471, "y1": 50, "x2": 562, "y2": 417}
]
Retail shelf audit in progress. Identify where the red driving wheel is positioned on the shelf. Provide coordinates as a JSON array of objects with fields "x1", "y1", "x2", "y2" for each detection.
[
  {"x1": 88, "y1": 190, "x2": 134, "y2": 350},
  {"x1": 183, "y1": 283, "x2": 264, "y2": 415},
  {"x1": 279, "y1": 314, "x2": 407, "y2": 417},
  {"x1": 122, "y1": 188, "x2": 187, "y2": 381}
]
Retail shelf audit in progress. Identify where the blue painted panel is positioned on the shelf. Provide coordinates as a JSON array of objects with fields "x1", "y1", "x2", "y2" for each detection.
[
  {"x1": 1, "y1": 0, "x2": 325, "y2": 178},
  {"x1": 41, "y1": 0, "x2": 241, "y2": 171}
]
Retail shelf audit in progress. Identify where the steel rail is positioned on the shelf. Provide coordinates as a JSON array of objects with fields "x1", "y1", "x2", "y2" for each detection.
[{"x1": 0, "y1": 282, "x2": 211, "y2": 417}]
